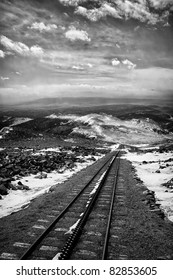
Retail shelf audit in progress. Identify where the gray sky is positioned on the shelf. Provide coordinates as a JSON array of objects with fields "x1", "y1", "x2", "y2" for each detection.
[{"x1": 0, "y1": 0, "x2": 173, "y2": 104}]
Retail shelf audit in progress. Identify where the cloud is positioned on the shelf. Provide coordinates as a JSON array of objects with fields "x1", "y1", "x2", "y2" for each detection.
[
  {"x1": 1, "y1": 76, "x2": 9, "y2": 80},
  {"x1": 72, "y1": 65, "x2": 84, "y2": 70},
  {"x1": 112, "y1": 58, "x2": 121, "y2": 66},
  {"x1": 111, "y1": 58, "x2": 136, "y2": 69},
  {"x1": 0, "y1": 50, "x2": 5, "y2": 58},
  {"x1": 122, "y1": 59, "x2": 136, "y2": 69},
  {"x1": 59, "y1": 0, "x2": 86, "y2": 6},
  {"x1": 150, "y1": 0, "x2": 173, "y2": 8},
  {"x1": 75, "y1": 4, "x2": 122, "y2": 21},
  {"x1": 65, "y1": 26, "x2": 91, "y2": 42},
  {"x1": 0, "y1": 35, "x2": 44, "y2": 57},
  {"x1": 0, "y1": 35, "x2": 29, "y2": 56},
  {"x1": 30, "y1": 22, "x2": 57, "y2": 32},
  {"x1": 30, "y1": 45, "x2": 44, "y2": 56},
  {"x1": 74, "y1": 0, "x2": 170, "y2": 25}
]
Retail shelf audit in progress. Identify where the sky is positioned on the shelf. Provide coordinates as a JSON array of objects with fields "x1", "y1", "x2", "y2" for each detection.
[{"x1": 0, "y1": 0, "x2": 173, "y2": 104}]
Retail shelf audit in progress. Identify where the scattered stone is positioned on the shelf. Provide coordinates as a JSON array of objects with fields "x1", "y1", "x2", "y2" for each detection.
[{"x1": 0, "y1": 184, "x2": 8, "y2": 195}]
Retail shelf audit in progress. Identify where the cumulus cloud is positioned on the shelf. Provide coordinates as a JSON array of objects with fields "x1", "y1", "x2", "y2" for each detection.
[
  {"x1": 122, "y1": 59, "x2": 136, "y2": 69},
  {"x1": 0, "y1": 35, "x2": 29, "y2": 56},
  {"x1": 150, "y1": 0, "x2": 173, "y2": 8},
  {"x1": 72, "y1": 65, "x2": 84, "y2": 70},
  {"x1": 30, "y1": 22, "x2": 57, "y2": 32},
  {"x1": 30, "y1": 45, "x2": 44, "y2": 56},
  {"x1": 0, "y1": 35, "x2": 44, "y2": 57},
  {"x1": 65, "y1": 26, "x2": 91, "y2": 42},
  {"x1": 0, "y1": 50, "x2": 5, "y2": 58},
  {"x1": 74, "y1": 0, "x2": 170, "y2": 24},
  {"x1": 112, "y1": 58, "x2": 121, "y2": 66},
  {"x1": 111, "y1": 58, "x2": 136, "y2": 69},
  {"x1": 59, "y1": 0, "x2": 86, "y2": 6},
  {"x1": 1, "y1": 76, "x2": 9, "y2": 80},
  {"x1": 75, "y1": 3, "x2": 122, "y2": 21}
]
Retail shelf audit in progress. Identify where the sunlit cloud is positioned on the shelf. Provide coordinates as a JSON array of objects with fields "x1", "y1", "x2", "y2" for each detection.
[
  {"x1": 65, "y1": 26, "x2": 91, "y2": 42},
  {"x1": 74, "y1": 0, "x2": 170, "y2": 24},
  {"x1": 0, "y1": 50, "x2": 5, "y2": 58},
  {"x1": 1, "y1": 76, "x2": 9, "y2": 80},
  {"x1": 59, "y1": 0, "x2": 86, "y2": 6},
  {"x1": 30, "y1": 22, "x2": 58, "y2": 32},
  {"x1": 150, "y1": 0, "x2": 173, "y2": 8},
  {"x1": 112, "y1": 58, "x2": 121, "y2": 66},
  {"x1": 122, "y1": 59, "x2": 136, "y2": 70},
  {"x1": 0, "y1": 35, "x2": 44, "y2": 57}
]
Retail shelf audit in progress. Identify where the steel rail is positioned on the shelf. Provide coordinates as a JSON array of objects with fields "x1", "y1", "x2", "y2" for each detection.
[
  {"x1": 57, "y1": 152, "x2": 119, "y2": 260},
  {"x1": 102, "y1": 153, "x2": 120, "y2": 259},
  {"x1": 20, "y1": 152, "x2": 116, "y2": 260}
]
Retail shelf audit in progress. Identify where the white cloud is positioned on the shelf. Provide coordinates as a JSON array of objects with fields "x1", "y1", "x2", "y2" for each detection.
[
  {"x1": 102, "y1": 3, "x2": 122, "y2": 19},
  {"x1": 0, "y1": 50, "x2": 5, "y2": 58},
  {"x1": 59, "y1": 0, "x2": 86, "y2": 6},
  {"x1": 122, "y1": 59, "x2": 136, "y2": 69},
  {"x1": 72, "y1": 65, "x2": 84, "y2": 70},
  {"x1": 0, "y1": 36, "x2": 29, "y2": 56},
  {"x1": 74, "y1": 0, "x2": 169, "y2": 25},
  {"x1": 150, "y1": 0, "x2": 173, "y2": 8},
  {"x1": 87, "y1": 63, "x2": 93, "y2": 68},
  {"x1": 65, "y1": 26, "x2": 91, "y2": 42},
  {"x1": 1, "y1": 76, "x2": 9, "y2": 80},
  {"x1": 30, "y1": 45, "x2": 44, "y2": 57},
  {"x1": 75, "y1": 4, "x2": 122, "y2": 22},
  {"x1": 0, "y1": 35, "x2": 44, "y2": 57},
  {"x1": 30, "y1": 22, "x2": 57, "y2": 32},
  {"x1": 112, "y1": 58, "x2": 121, "y2": 66}
]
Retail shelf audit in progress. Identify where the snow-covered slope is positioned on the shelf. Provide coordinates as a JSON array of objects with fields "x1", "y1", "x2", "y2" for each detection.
[
  {"x1": 46, "y1": 113, "x2": 170, "y2": 145},
  {"x1": 0, "y1": 117, "x2": 32, "y2": 139}
]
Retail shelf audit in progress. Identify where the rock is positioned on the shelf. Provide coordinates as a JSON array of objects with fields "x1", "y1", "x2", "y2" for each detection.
[
  {"x1": 160, "y1": 165, "x2": 166, "y2": 169},
  {"x1": 35, "y1": 174, "x2": 42, "y2": 179},
  {"x1": 0, "y1": 184, "x2": 8, "y2": 195},
  {"x1": 41, "y1": 173, "x2": 47, "y2": 179},
  {"x1": 22, "y1": 184, "x2": 30, "y2": 190},
  {"x1": 17, "y1": 181, "x2": 30, "y2": 190},
  {"x1": 49, "y1": 185, "x2": 56, "y2": 192},
  {"x1": 6, "y1": 182, "x2": 14, "y2": 189},
  {"x1": 155, "y1": 170, "x2": 161, "y2": 173},
  {"x1": 0, "y1": 195, "x2": 2, "y2": 199},
  {"x1": 17, "y1": 184, "x2": 23, "y2": 190},
  {"x1": 10, "y1": 184, "x2": 18, "y2": 190}
]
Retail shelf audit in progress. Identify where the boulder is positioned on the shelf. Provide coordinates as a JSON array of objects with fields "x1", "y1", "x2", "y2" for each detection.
[
  {"x1": 0, "y1": 184, "x2": 8, "y2": 195},
  {"x1": 10, "y1": 184, "x2": 18, "y2": 190},
  {"x1": 22, "y1": 184, "x2": 30, "y2": 190},
  {"x1": 35, "y1": 174, "x2": 42, "y2": 179},
  {"x1": 41, "y1": 173, "x2": 47, "y2": 179},
  {"x1": 6, "y1": 182, "x2": 14, "y2": 189}
]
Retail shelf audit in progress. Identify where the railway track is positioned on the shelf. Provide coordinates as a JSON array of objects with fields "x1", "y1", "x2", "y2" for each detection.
[{"x1": 1, "y1": 147, "x2": 127, "y2": 260}]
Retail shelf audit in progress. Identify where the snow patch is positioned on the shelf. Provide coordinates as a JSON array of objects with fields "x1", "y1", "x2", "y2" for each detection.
[
  {"x1": 45, "y1": 114, "x2": 58, "y2": 119},
  {"x1": 0, "y1": 155, "x2": 102, "y2": 219},
  {"x1": 123, "y1": 150, "x2": 173, "y2": 222},
  {"x1": 11, "y1": 118, "x2": 32, "y2": 126}
]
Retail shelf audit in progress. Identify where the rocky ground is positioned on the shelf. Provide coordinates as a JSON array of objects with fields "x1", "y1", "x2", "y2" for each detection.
[{"x1": 0, "y1": 144, "x2": 107, "y2": 199}]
